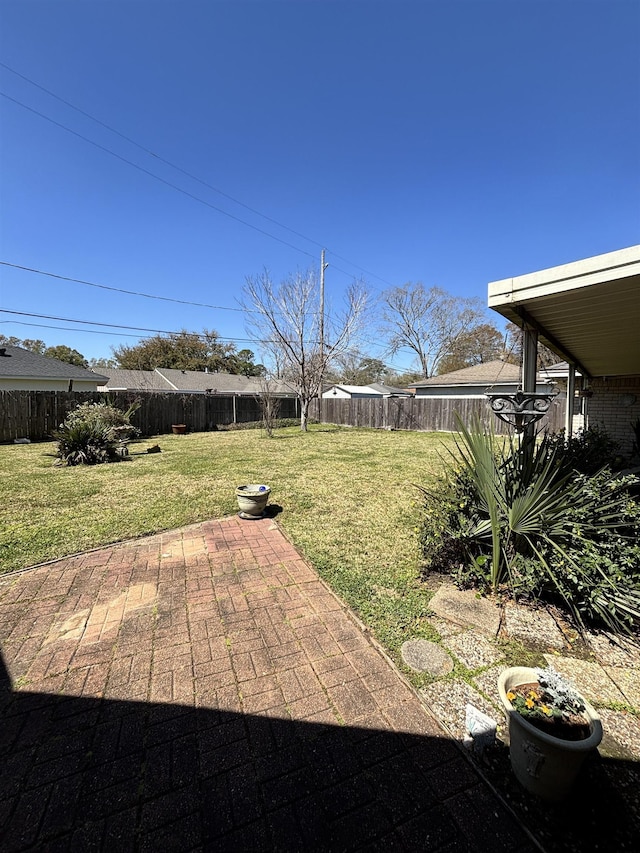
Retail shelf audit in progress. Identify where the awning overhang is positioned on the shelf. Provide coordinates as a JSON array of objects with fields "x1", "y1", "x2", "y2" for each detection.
[{"x1": 488, "y1": 245, "x2": 640, "y2": 379}]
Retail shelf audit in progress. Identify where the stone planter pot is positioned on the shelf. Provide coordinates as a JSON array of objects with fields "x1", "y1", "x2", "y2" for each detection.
[
  {"x1": 498, "y1": 666, "x2": 603, "y2": 802},
  {"x1": 171, "y1": 424, "x2": 187, "y2": 435},
  {"x1": 236, "y1": 484, "x2": 270, "y2": 519}
]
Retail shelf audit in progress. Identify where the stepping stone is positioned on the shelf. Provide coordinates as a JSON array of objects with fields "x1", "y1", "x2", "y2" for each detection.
[
  {"x1": 401, "y1": 639, "x2": 453, "y2": 675},
  {"x1": 598, "y1": 708, "x2": 640, "y2": 760},
  {"x1": 429, "y1": 585, "x2": 501, "y2": 636},
  {"x1": 443, "y1": 630, "x2": 504, "y2": 671},
  {"x1": 543, "y1": 655, "x2": 627, "y2": 705},
  {"x1": 504, "y1": 603, "x2": 568, "y2": 649},
  {"x1": 603, "y1": 666, "x2": 640, "y2": 708}
]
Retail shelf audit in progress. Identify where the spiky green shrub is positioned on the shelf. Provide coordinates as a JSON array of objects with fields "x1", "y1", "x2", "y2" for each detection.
[
  {"x1": 53, "y1": 420, "x2": 120, "y2": 466},
  {"x1": 53, "y1": 400, "x2": 139, "y2": 466},
  {"x1": 420, "y1": 417, "x2": 640, "y2": 634}
]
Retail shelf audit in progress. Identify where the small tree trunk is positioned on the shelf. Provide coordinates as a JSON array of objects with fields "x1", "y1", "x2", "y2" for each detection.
[{"x1": 300, "y1": 398, "x2": 310, "y2": 432}]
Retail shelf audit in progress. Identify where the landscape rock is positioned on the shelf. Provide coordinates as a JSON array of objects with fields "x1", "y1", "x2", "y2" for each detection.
[
  {"x1": 429, "y1": 585, "x2": 501, "y2": 635},
  {"x1": 401, "y1": 639, "x2": 453, "y2": 675}
]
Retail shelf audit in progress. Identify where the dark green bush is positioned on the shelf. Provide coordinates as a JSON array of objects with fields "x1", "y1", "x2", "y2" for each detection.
[
  {"x1": 420, "y1": 420, "x2": 640, "y2": 634},
  {"x1": 545, "y1": 425, "x2": 623, "y2": 474}
]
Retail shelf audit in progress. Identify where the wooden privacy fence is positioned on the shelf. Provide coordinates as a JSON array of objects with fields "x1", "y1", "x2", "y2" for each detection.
[
  {"x1": 0, "y1": 390, "x2": 299, "y2": 442},
  {"x1": 310, "y1": 395, "x2": 566, "y2": 434},
  {"x1": 0, "y1": 390, "x2": 565, "y2": 442}
]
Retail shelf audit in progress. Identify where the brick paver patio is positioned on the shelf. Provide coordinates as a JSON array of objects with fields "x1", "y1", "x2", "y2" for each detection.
[{"x1": 0, "y1": 517, "x2": 535, "y2": 851}]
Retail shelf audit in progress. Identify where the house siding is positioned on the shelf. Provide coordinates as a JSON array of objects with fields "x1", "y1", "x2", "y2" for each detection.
[
  {"x1": 586, "y1": 376, "x2": 640, "y2": 457},
  {"x1": 414, "y1": 382, "x2": 553, "y2": 399},
  {"x1": 0, "y1": 378, "x2": 101, "y2": 391}
]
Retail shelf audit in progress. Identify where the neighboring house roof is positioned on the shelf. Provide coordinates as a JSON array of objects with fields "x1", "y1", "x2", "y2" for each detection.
[
  {"x1": 367, "y1": 382, "x2": 413, "y2": 397},
  {"x1": 323, "y1": 384, "x2": 384, "y2": 397},
  {"x1": 412, "y1": 360, "x2": 521, "y2": 388},
  {"x1": 157, "y1": 368, "x2": 295, "y2": 396},
  {"x1": 97, "y1": 368, "x2": 172, "y2": 391},
  {"x1": 488, "y1": 244, "x2": 640, "y2": 378},
  {"x1": 97, "y1": 367, "x2": 296, "y2": 396},
  {"x1": 539, "y1": 361, "x2": 583, "y2": 380},
  {"x1": 157, "y1": 368, "x2": 255, "y2": 393},
  {"x1": 0, "y1": 346, "x2": 108, "y2": 383}
]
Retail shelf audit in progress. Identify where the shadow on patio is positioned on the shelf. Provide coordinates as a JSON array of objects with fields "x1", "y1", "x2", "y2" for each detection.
[{"x1": 1, "y1": 651, "x2": 533, "y2": 852}]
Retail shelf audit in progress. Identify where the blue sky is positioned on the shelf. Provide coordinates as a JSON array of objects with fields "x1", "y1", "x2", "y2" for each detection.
[{"x1": 1, "y1": 0, "x2": 639, "y2": 371}]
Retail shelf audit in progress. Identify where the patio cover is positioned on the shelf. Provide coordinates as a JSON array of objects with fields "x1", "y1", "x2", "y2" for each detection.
[{"x1": 488, "y1": 245, "x2": 640, "y2": 380}]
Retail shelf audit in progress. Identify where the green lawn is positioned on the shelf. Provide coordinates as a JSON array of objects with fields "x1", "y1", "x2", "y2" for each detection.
[{"x1": 0, "y1": 425, "x2": 455, "y2": 666}]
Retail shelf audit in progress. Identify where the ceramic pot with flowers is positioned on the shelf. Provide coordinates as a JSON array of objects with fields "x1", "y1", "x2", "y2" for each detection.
[{"x1": 498, "y1": 666, "x2": 603, "y2": 802}]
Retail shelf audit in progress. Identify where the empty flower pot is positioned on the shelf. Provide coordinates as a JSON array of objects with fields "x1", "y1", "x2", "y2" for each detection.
[{"x1": 236, "y1": 484, "x2": 270, "y2": 519}]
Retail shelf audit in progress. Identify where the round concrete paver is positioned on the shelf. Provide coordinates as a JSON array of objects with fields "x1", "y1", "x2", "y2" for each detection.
[{"x1": 401, "y1": 639, "x2": 454, "y2": 675}]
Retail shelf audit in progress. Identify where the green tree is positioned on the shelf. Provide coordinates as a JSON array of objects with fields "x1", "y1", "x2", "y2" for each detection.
[
  {"x1": 227, "y1": 348, "x2": 266, "y2": 377},
  {"x1": 44, "y1": 345, "x2": 89, "y2": 368},
  {"x1": 436, "y1": 323, "x2": 505, "y2": 374},
  {"x1": 385, "y1": 369, "x2": 424, "y2": 389},
  {"x1": 334, "y1": 355, "x2": 391, "y2": 385},
  {"x1": 0, "y1": 335, "x2": 46, "y2": 354},
  {"x1": 112, "y1": 329, "x2": 261, "y2": 374},
  {"x1": 88, "y1": 357, "x2": 117, "y2": 370}
]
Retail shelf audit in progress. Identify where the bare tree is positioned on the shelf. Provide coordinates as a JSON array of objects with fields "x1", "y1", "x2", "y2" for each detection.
[
  {"x1": 256, "y1": 374, "x2": 282, "y2": 437},
  {"x1": 381, "y1": 283, "x2": 485, "y2": 378},
  {"x1": 504, "y1": 322, "x2": 559, "y2": 370},
  {"x1": 244, "y1": 268, "x2": 368, "y2": 431}
]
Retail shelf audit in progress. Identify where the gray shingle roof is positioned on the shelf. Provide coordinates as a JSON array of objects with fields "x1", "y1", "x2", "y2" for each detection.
[
  {"x1": 97, "y1": 368, "x2": 173, "y2": 391},
  {"x1": 412, "y1": 360, "x2": 521, "y2": 387},
  {"x1": 94, "y1": 366, "x2": 296, "y2": 395},
  {"x1": 157, "y1": 368, "x2": 255, "y2": 393},
  {"x1": 367, "y1": 382, "x2": 413, "y2": 396},
  {"x1": 0, "y1": 346, "x2": 108, "y2": 382}
]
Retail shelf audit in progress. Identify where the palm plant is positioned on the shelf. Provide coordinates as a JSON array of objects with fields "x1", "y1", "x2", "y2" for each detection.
[
  {"x1": 53, "y1": 420, "x2": 120, "y2": 466},
  {"x1": 53, "y1": 400, "x2": 139, "y2": 466},
  {"x1": 445, "y1": 415, "x2": 640, "y2": 634}
]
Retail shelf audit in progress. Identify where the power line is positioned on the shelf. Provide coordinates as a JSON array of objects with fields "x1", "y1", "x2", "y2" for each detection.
[
  {"x1": 0, "y1": 308, "x2": 267, "y2": 344},
  {"x1": 1, "y1": 87, "x2": 392, "y2": 290},
  {"x1": 0, "y1": 62, "x2": 395, "y2": 289},
  {"x1": 0, "y1": 319, "x2": 168, "y2": 340},
  {"x1": 1, "y1": 91, "x2": 318, "y2": 262},
  {"x1": 1, "y1": 316, "x2": 412, "y2": 374},
  {"x1": 0, "y1": 260, "x2": 321, "y2": 321},
  {"x1": 0, "y1": 64, "x2": 322, "y2": 245},
  {"x1": 0, "y1": 261, "x2": 247, "y2": 312},
  {"x1": 0, "y1": 308, "x2": 365, "y2": 354}
]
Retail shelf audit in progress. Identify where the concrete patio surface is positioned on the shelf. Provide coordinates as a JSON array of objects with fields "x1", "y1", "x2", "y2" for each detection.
[{"x1": 1, "y1": 516, "x2": 639, "y2": 850}]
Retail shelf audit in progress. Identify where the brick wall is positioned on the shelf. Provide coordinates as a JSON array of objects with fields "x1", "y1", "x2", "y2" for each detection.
[{"x1": 586, "y1": 376, "x2": 640, "y2": 458}]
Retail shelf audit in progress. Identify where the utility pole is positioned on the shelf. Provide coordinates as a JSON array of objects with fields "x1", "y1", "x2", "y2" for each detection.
[
  {"x1": 318, "y1": 249, "x2": 329, "y2": 397},
  {"x1": 319, "y1": 248, "x2": 329, "y2": 367}
]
